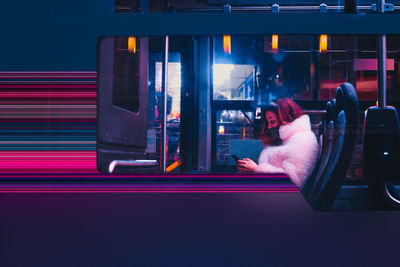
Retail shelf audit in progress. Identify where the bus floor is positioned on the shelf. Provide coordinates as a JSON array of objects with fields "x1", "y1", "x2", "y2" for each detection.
[{"x1": 1, "y1": 192, "x2": 400, "y2": 266}]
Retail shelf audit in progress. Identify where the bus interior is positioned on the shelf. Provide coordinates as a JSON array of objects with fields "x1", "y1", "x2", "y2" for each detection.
[{"x1": 97, "y1": 34, "x2": 400, "y2": 210}]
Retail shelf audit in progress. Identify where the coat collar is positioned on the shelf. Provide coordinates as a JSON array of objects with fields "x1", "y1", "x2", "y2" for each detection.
[{"x1": 279, "y1": 115, "x2": 312, "y2": 142}]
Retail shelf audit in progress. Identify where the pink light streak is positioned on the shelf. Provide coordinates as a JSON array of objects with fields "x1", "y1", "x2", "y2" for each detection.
[
  {"x1": 0, "y1": 71, "x2": 297, "y2": 193},
  {"x1": 0, "y1": 92, "x2": 96, "y2": 97},
  {"x1": 0, "y1": 185, "x2": 297, "y2": 193}
]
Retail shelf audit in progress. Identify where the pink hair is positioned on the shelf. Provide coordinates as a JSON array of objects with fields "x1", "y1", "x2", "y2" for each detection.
[{"x1": 260, "y1": 98, "x2": 304, "y2": 145}]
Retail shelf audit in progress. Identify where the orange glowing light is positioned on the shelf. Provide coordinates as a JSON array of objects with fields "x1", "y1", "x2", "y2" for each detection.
[
  {"x1": 166, "y1": 160, "x2": 182, "y2": 173},
  {"x1": 218, "y1": 125, "x2": 225, "y2": 134},
  {"x1": 272, "y1": 35, "x2": 278, "y2": 51},
  {"x1": 223, "y1": 35, "x2": 231, "y2": 54},
  {"x1": 319, "y1": 34, "x2": 328, "y2": 53},
  {"x1": 128, "y1": 37, "x2": 136, "y2": 53},
  {"x1": 170, "y1": 110, "x2": 180, "y2": 119}
]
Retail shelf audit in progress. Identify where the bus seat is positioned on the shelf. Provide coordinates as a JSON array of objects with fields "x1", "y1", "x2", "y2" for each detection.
[
  {"x1": 324, "y1": 100, "x2": 335, "y2": 147},
  {"x1": 304, "y1": 120, "x2": 334, "y2": 201},
  {"x1": 337, "y1": 83, "x2": 359, "y2": 161},
  {"x1": 302, "y1": 100, "x2": 335, "y2": 198},
  {"x1": 363, "y1": 106, "x2": 400, "y2": 209},
  {"x1": 317, "y1": 119, "x2": 326, "y2": 158},
  {"x1": 313, "y1": 111, "x2": 346, "y2": 210},
  {"x1": 334, "y1": 90, "x2": 344, "y2": 121},
  {"x1": 303, "y1": 82, "x2": 359, "y2": 210},
  {"x1": 326, "y1": 99, "x2": 336, "y2": 123}
]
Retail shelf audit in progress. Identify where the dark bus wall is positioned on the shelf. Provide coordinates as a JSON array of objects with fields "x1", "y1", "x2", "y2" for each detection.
[{"x1": 0, "y1": 1, "x2": 100, "y2": 71}]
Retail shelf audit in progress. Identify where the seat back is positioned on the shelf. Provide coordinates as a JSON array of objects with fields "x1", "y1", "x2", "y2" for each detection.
[
  {"x1": 313, "y1": 111, "x2": 347, "y2": 210},
  {"x1": 302, "y1": 105, "x2": 334, "y2": 198},
  {"x1": 336, "y1": 83, "x2": 359, "y2": 168},
  {"x1": 363, "y1": 106, "x2": 400, "y2": 208},
  {"x1": 303, "y1": 120, "x2": 334, "y2": 201},
  {"x1": 302, "y1": 83, "x2": 359, "y2": 210}
]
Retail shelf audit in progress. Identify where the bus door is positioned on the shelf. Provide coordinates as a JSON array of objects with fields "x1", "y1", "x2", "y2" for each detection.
[
  {"x1": 97, "y1": 37, "x2": 158, "y2": 173},
  {"x1": 97, "y1": 36, "x2": 205, "y2": 174}
]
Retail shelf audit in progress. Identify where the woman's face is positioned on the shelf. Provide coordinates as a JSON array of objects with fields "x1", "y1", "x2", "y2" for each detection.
[{"x1": 265, "y1": 111, "x2": 280, "y2": 129}]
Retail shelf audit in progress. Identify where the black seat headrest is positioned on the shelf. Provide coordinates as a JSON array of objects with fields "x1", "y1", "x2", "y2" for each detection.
[
  {"x1": 337, "y1": 82, "x2": 359, "y2": 131},
  {"x1": 335, "y1": 88, "x2": 344, "y2": 119},
  {"x1": 326, "y1": 99, "x2": 336, "y2": 123}
]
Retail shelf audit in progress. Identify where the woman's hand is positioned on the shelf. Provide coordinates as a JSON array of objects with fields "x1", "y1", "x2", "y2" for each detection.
[{"x1": 237, "y1": 158, "x2": 258, "y2": 173}]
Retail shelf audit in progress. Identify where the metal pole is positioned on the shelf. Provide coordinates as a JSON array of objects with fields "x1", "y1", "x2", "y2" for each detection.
[
  {"x1": 377, "y1": 0, "x2": 386, "y2": 108},
  {"x1": 162, "y1": 36, "x2": 169, "y2": 173},
  {"x1": 180, "y1": 5, "x2": 391, "y2": 12}
]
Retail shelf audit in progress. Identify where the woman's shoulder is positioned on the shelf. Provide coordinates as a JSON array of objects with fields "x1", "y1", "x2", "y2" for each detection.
[
  {"x1": 295, "y1": 114, "x2": 311, "y2": 126},
  {"x1": 279, "y1": 114, "x2": 312, "y2": 141}
]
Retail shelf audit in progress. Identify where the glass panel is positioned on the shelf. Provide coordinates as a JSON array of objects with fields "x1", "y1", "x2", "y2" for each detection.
[
  {"x1": 154, "y1": 61, "x2": 181, "y2": 120},
  {"x1": 212, "y1": 35, "x2": 312, "y2": 101},
  {"x1": 149, "y1": 51, "x2": 182, "y2": 172},
  {"x1": 319, "y1": 35, "x2": 399, "y2": 102},
  {"x1": 319, "y1": 58, "x2": 347, "y2": 100},
  {"x1": 213, "y1": 64, "x2": 255, "y2": 100},
  {"x1": 112, "y1": 37, "x2": 140, "y2": 113},
  {"x1": 387, "y1": 35, "x2": 400, "y2": 102},
  {"x1": 216, "y1": 110, "x2": 255, "y2": 165}
]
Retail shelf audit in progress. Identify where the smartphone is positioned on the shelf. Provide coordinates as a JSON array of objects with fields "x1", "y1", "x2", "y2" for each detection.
[{"x1": 231, "y1": 155, "x2": 240, "y2": 161}]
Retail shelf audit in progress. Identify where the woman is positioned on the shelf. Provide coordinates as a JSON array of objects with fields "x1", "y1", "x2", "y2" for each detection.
[{"x1": 237, "y1": 98, "x2": 319, "y2": 190}]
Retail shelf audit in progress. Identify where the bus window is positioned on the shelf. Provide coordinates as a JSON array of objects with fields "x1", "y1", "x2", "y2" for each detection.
[
  {"x1": 97, "y1": 34, "x2": 400, "y2": 180},
  {"x1": 213, "y1": 64, "x2": 255, "y2": 100},
  {"x1": 215, "y1": 110, "x2": 255, "y2": 166},
  {"x1": 319, "y1": 35, "x2": 400, "y2": 102},
  {"x1": 319, "y1": 36, "x2": 348, "y2": 100},
  {"x1": 213, "y1": 36, "x2": 312, "y2": 102},
  {"x1": 112, "y1": 37, "x2": 140, "y2": 113},
  {"x1": 149, "y1": 52, "x2": 182, "y2": 170}
]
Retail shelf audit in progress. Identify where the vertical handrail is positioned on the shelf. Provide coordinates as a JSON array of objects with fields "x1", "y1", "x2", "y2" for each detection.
[
  {"x1": 377, "y1": 0, "x2": 387, "y2": 108},
  {"x1": 162, "y1": 36, "x2": 169, "y2": 173}
]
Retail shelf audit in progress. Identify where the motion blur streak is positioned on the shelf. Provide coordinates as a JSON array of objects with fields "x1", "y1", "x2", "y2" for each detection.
[{"x1": 0, "y1": 71, "x2": 296, "y2": 192}]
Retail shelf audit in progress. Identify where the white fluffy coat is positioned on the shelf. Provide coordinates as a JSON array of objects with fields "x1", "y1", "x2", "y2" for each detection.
[{"x1": 255, "y1": 115, "x2": 319, "y2": 189}]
